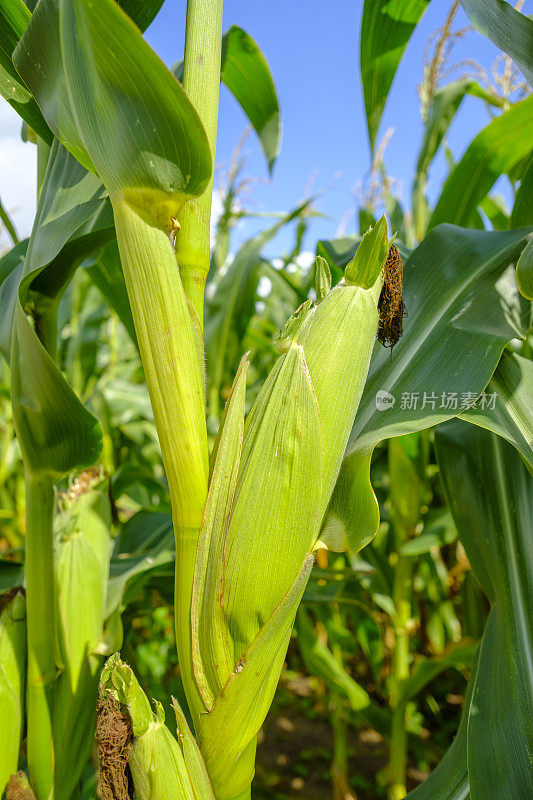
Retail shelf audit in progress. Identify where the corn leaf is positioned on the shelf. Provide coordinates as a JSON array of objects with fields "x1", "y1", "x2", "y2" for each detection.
[
  {"x1": 462, "y1": 350, "x2": 533, "y2": 470},
  {"x1": 461, "y1": 0, "x2": 533, "y2": 86},
  {"x1": 515, "y1": 236, "x2": 533, "y2": 300},
  {"x1": 429, "y1": 97, "x2": 533, "y2": 230},
  {"x1": 5, "y1": 141, "x2": 110, "y2": 475},
  {"x1": 296, "y1": 608, "x2": 370, "y2": 711},
  {"x1": 320, "y1": 225, "x2": 531, "y2": 552},
  {"x1": 0, "y1": 238, "x2": 26, "y2": 362},
  {"x1": 0, "y1": 0, "x2": 53, "y2": 143},
  {"x1": 413, "y1": 79, "x2": 503, "y2": 237},
  {"x1": 397, "y1": 639, "x2": 478, "y2": 705},
  {"x1": 14, "y1": 0, "x2": 211, "y2": 222},
  {"x1": 0, "y1": 0, "x2": 164, "y2": 142},
  {"x1": 221, "y1": 26, "x2": 281, "y2": 172},
  {"x1": 0, "y1": 561, "x2": 25, "y2": 593},
  {"x1": 511, "y1": 152, "x2": 533, "y2": 228},
  {"x1": 360, "y1": 0, "x2": 432, "y2": 152},
  {"x1": 117, "y1": 0, "x2": 164, "y2": 32},
  {"x1": 84, "y1": 242, "x2": 137, "y2": 345},
  {"x1": 173, "y1": 25, "x2": 281, "y2": 171},
  {"x1": 435, "y1": 421, "x2": 533, "y2": 800}
]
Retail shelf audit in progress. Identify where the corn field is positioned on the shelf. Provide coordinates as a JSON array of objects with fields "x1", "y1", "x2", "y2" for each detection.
[{"x1": 0, "y1": 1, "x2": 532, "y2": 799}]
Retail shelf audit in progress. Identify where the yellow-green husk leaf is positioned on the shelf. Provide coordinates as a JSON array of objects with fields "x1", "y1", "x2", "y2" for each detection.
[
  {"x1": 0, "y1": 590, "x2": 26, "y2": 794},
  {"x1": 99, "y1": 655, "x2": 215, "y2": 800},
  {"x1": 345, "y1": 214, "x2": 388, "y2": 288},
  {"x1": 192, "y1": 263, "x2": 383, "y2": 797}
]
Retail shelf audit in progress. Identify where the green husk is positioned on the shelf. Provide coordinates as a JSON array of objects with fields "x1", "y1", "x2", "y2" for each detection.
[
  {"x1": 98, "y1": 655, "x2": 215, "y2": 800},
  {"x1": 191, "y1": 237, "x2": 388, "y2": 797},
  {"x1": 0, "y1": 590, "x2": 26, "y2": 794}
]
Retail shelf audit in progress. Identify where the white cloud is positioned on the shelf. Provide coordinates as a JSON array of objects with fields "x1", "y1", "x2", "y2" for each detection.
[{"x1": 0, "y1": 101, "x2": 37, "y2": 249}]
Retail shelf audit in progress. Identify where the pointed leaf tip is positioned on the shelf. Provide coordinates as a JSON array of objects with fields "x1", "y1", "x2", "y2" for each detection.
[
  {"x1": 345, "y1": 215, "x2": 389, "y2": 288},
  {"x1": 315, "y1": 256, "x2": 332, "y2": 301}
]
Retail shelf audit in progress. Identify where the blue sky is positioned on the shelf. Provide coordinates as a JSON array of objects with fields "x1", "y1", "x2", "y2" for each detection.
[
  {"x1": 142, "y1": 0, "x2": 531, "y2": 253},
  {"x1": 1, "y1": 1, "x2": 530, "y2": 253}
]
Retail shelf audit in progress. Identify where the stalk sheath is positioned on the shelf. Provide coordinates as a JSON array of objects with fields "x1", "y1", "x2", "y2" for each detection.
[{"x1": 112, "y1": 197, "x2": 209, "y2": 722}]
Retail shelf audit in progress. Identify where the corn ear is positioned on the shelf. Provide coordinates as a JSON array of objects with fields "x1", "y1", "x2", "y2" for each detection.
[
  {"x1": 214, "y1": 343, "x2": 322, "y2": 661},
  {"x1": 97, "y1": 655, "x2": 215, "y2": 800},
  {"x1": 295, "y1": 274, "x2": 382, "y2": 528},
  {"x1": 196, "y1": 555, "x2": 315, "y2": 798},
  {"x1": 191, "y1": 218, "x2": 390, "y2": 798},
  {"x1": 0, "y1": 589, "x2": 26, "y2": 794},
  {"x1": 193, "y1": 356, "x2": 249, "y2": 709}
]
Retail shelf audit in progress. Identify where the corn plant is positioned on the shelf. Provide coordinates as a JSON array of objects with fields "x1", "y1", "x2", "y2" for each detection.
[{"x1": 0, "y1": 1, "x2": 531, "y2": 799}]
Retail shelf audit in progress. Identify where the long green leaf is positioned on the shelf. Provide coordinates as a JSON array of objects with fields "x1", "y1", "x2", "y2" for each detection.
[
  {"x1": 0, "y1": 0, "x2": 163, "y2": 143},
  {"x1": 296, "y1": 608, "x2": 370, "y2": 711},
  {"x1": 463, "y1": 350, "x2": 533, "y2": 469},
  {"x1": 435, "y1": 422, "x2": 533, "y2": 799},
  {"x1": 461, "y1": 0, "x2": 533, "y2": 85},
  {"x1": 407, "y1": 656, "x2": 474, "y2": 799},
  {"x1": 4, "y1": 141, "x2": 110, "y2": 476},
  {"x1": 515, "y1": 236, "x2": 533, "y2": 300},
  {"x1": 117, "y1": 0, "x2": 164, "y2": 31},
  {"x1": 173, "y1": 25, "x2": 281, "y2": 171},
  {"x1": 0, "y1": 0, "x2": 53, "y2": 143},
  {"x1": 429, "y1": 97, "x2": 533, "y2": 230},
  {"x1": 360, "y1": 0, "x2": 432, "y2": 152},
  {"x1": 221, "y1": 26, "x2": 281, "y2": 171},
  {"x1": 511, "y1": 152, "x2": 533, "y2": 228},
  {"x1": 413, "y1": 79, "x2": 502, "y2": 237},
  {"x1": 320, "y1": 225, "x2": 531, "y2": 552},
  {"x1": 84, "y1": 242, "x2": 137, "y2": 344},
  {"x1": 14, "y1": 0, "x2": 211, "y2": 222}
]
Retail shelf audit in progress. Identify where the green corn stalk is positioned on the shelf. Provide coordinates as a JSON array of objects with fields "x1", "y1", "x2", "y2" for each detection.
[
  {"x1": 190, "y1": 220, "x2": 391, "y2": 798},
  {"x1": 51, "y1": 471, "x2": 111, "y2": 800},
  {"x1": 174, "y1": 0, "x2": 224, "y2": 324},
  {"x1": 387, "y1": 435, "x2": 425, "y2": 800},
  {"x1": 97, "y1": 654, "x2": 215, "y2": 800},
  {"x1": 0, "y1": 589, "x2": 26, "y2": 794},
  {"x1": 14, "y1": 0, "x2": 216, "y2": 731}
]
